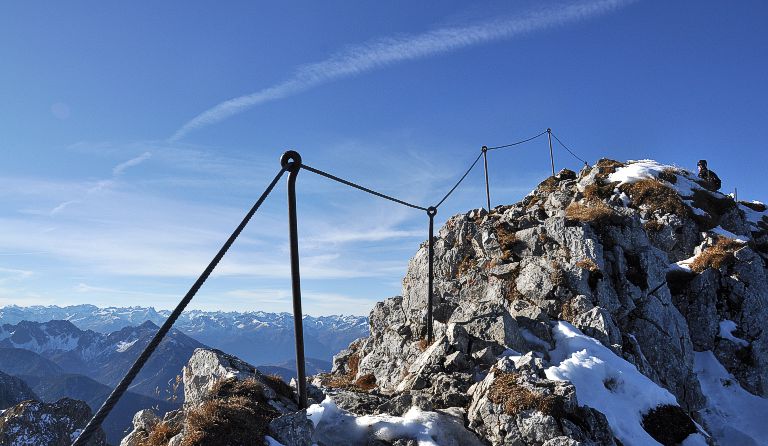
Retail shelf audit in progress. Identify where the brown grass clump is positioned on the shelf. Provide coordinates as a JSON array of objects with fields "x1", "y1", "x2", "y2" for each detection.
[
  {"x1": 595, "y1": 158, "x2": 625, "y2": 172},
  {"x1": 643, "y1": 220, "x2": 665, "y2": 232},
  {"x1": 139, "y1": 421, "x2": 180, "y2": 446},
  {"x1": 620, "y1": 179, "x2": 689, "y2": 217},
  {"x1": 354, "y1": 374, "x2": 377, "y2": 391},
  {"x1": 325, "y1": 351, "x2": 377, "y2": 392},
  {"x1": 560, "y1": 300, "x2": 578, "y2": 323},
  {"x1": 690, "y1": 237, "x2": 744, "y2": 273},
  {"x1": 488, "y1": 372, "x2": 564, "y2": 417},
  {"x1": 263, "y1": 373, "x2": 294, "y2": 400},
  {"x1": 495, "y1": 223, "x2": 517, "y2": 253},
  {"x1": 180, "y1": 378, "x2": 278, "y2": 446},
  {"x1": 657, "y1": 168, "x2": 679, "y2": 184},
  {"x1": 582, "y1": 183, "x2": 615, "y2": 202},
  {"x1": 641, "y1": 404, "x2": 696, "y2": 446},
  {"x1": 417, "y1": 338, "x2": 432, "y2": 352},
  {"x1": 575, "y1": 258, "x2": 599, "y2": 272},
  {"x1": 537, "y1": 176, "x2": 560, "y2": 193},
  {"x1": 456, "y1": 254, "x2": 475, "y2": 277},
  {"x1": 575, "y1": 258, "x2": 603, "y2": 289},
  {"x1": 565, "y1": 201, "x2": 616, "y2": 223}
]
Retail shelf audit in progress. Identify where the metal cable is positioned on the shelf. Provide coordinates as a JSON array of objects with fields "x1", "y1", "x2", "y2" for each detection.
[
  {"x1": 434, "y1": 152, "x2": 483, "y2": 209},
  {"x1": 71, "y1": 166, "x2": 288, "y2": 446},
  {"x1": 486, "y1": 130, "x2": 548, "y2": 150},
  {"x1": 551, "y1": 132, "x2": 589, "y2": 166},
  {"x1": 301, "y1": 164, "x2": 428, "y2": 211}
]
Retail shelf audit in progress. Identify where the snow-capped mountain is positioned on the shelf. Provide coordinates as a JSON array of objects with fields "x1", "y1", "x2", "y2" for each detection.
[
  {"x1": 0, "y1": 305, "x2": 369, "y2": 366},
  {"x1": 0, "y1": 319, "x2": 204, "y2": 400}
]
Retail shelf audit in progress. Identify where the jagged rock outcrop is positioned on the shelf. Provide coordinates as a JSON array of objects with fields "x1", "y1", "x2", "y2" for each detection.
[
  {"x1": 120, "y1": 348, "x2": 300, "y2": 446},
  {"x1": 0, "y1": 398, "x2": 106, "y2": 446},
  {"x1": 122, "y1": 159, "x2": 768, "y2": 446},
  {"x1": 325, "y1": 159, "x2": 767, "y2": 445}
]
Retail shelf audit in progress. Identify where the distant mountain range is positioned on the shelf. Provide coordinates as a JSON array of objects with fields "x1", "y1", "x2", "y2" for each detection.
[
  {"x1": 0, "y1": 305, "x2": 369, "y2": 442},
  {"x1": 0, "y1": 319, "x2": 203, "y2": 399},
  {"x1": 0, "y1": 304, "x2": 369, "y2": 366}
]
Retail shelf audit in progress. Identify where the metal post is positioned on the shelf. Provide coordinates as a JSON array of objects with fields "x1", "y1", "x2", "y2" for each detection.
[
  {"x1": 281, "y1": 150, "x2": 308, "y2": 409},
  {"x1": 426, "y1": 206, "x2": 437, "y2": 343},
  {"x1": 547, "y1": 128, "x2": 555, "y2": 177},
  {"x1": 482, "y1": 146, "x2": 491, "y2": 212}
]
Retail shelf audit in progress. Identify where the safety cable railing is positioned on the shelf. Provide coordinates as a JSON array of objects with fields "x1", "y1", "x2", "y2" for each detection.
[{"x1": 72, "y1": 128, "x2": 590, "y2": 446}]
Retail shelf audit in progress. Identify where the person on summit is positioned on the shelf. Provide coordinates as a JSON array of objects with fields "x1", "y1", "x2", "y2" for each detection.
[{"x1": 697, "y1": 159, "x2": 721, "y2": 191}]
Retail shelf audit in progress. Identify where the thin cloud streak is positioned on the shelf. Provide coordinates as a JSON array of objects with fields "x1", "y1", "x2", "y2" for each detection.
[
  {"x1": 113, "y1": 151, "x2": 152, "y2": 176},
  {"x1": 171, "y1": 0, "x2": 635, "y2": 141}
]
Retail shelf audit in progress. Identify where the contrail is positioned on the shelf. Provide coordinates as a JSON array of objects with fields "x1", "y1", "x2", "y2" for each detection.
[{"x1": 171, "y1": 0, "x2": 635, "y2": 141}]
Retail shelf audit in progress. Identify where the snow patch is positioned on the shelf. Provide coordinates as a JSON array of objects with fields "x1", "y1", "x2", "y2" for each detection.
[
  {"x1": 694, "y1": 351, "x2": 768, "y2": 445},
  {"x1": 717, "y1": 320, "x2": 749, "y2": 347},
  {"x1": 711, "y1": 227, "x2": 749, "y2": 243},
  {"x1": 116, "y1": 339, "x2": 138, "y2": 352},
  {"x1": 545, "y1": 322, "x2": 680, "y2": 446},
  {"x1": 306, "y1": 398, "x2": 483, "y2": 446}
]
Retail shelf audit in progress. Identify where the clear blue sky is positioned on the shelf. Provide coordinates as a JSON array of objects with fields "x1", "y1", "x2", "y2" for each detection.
[{"x1": 1, "y1": 0, "x2": 766, "y2": 315}]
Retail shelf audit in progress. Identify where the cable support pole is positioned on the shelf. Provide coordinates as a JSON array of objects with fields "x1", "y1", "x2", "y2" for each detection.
[
  {"x1": 482, "y1": 146, "x2": 491, "y2": 212},
  {"x1": 547, "y1": 128, "x2": 555, "y2": 177},
  {"x1": 426, "y1": 206, "x2": 436, "y2": 343},
  {"x1": 72, "y1": 165, "x2": 288, "y2": 446},
  {"x1": 282, "y1": 150, "x2": 308, "y2": 410}
]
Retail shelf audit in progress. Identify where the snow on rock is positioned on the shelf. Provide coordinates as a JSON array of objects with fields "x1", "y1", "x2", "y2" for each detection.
[
  {"x1": 607, "y1": 159, "x2": 702, "y2": 197},
  {"x1": 711, "y1": 226, "x2": 749, "y2": 243},
  {"x1": 694, "y1": 351, "x2": 768, "y2": 446},
  {"x1": 307, "y1": 398, "x2": 484, "y2": 446},
  {"x1": 718, "y1": 320, "x2": 749, "y2": 347},
  {"x1": 545, "y1": 322, "x2": 681, "y2": 446},
  {"x1": 115, "y1": 339, "x2": 138, "y2": 352}
]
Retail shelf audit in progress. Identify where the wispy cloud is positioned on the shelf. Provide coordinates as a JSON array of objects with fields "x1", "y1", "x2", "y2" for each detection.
[
  {"x1": 170, "y1": 0, "x2": 635, "y2": 141},
  {"x1": 113, "y1": 151, "x2": 152, "y2": 176}
]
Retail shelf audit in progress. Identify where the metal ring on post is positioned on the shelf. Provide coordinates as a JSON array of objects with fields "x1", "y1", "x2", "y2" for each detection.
[
  {"x1": 283, "y1": 150, "x2": 308, "y2": 409},
  {"x1": 281, "y1": 150, "x2": 302, "y2": 172},
  {"x1": 426, "y1": 206, "x2": 437, "y2": 343}
]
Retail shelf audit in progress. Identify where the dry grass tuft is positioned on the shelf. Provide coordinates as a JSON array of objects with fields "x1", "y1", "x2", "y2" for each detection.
[
  {"x1": 582, "y1": 183, "x2": 615, "y2": 202},
  {"x1": 456, "y1": 254, "x2": 475, "y2": 277},
  {"x1": 565, "y1": 201, "x2": 616, "y2": 223},
  {"x1": 325, "y1": 351, "x2": 377, "y2": 392},
  {"x1": 657, "y1": 168, "x2": 679, "y2": 184},
  {"x1": 620, "y1": 179, "x2": 689, "y2": 217},
  {"x1": 180, "y1": 377, "x2": 278, "y2": 446},
  {"x1": 263, "y1": 373, "x2": 294, "y2": 400},
  {"x1": 139, "y1": 421, "x2": 179, "y2": 446},
  {"x1": 690, "y1": 237, "x2": 744, "y2": 273},
  {"x1": 537, "y1": 176, "x2": 560, "y2": 193},
  {"x1": 643, "y1": 220, "x2": 665, "y2": 232},
  {"x1": 575, "y1": 258, "x2": 600, "y2": 272},
  {"x1": 354, "y1": 373, "x2": 377, "y2": 391},
  {"x1": 488, "y1": 372, "x2": 564, "y2": 417}
]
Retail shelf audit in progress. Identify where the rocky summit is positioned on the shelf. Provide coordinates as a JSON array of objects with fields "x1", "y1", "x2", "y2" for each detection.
[{"x1": 117, "y1": 159, "x2": 767, "y2": 446}]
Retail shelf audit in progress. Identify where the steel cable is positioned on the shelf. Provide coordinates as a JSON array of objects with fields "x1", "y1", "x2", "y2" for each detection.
[
  {"x1": 71, "y1": 166, "x2": 289, "y2": 446},
  {"x1": 434, "y1": 152, "x2": 483, "y2": 209},
  {"x1": 486, "y1": 130, "x2": 548, "y2": 150},
  {"x1": 301, "y1": 164, "x2": 428, "y2": 211},
  {"x1": 551, "y1": 132, "x2": 589, "y2": 166}
]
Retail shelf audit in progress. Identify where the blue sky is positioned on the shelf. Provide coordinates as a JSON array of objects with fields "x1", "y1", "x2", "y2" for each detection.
[{"x1": 1, "y1": 0, "x2": 766, "y2": 316}]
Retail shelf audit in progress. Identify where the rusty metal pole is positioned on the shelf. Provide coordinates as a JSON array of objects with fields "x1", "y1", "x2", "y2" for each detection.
[
  {"x1": 426, "y1": 206, "x2": 437, "y2": 343},
  {"x1": 547, "y1": 128, "x2": 555, "y2": 177},
  {"x1": 482, "y1": 146, "x2": 491, "y2": 212},
  {"x1": 281, "y1": 150, "x2": 308, "y2": 409}
]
